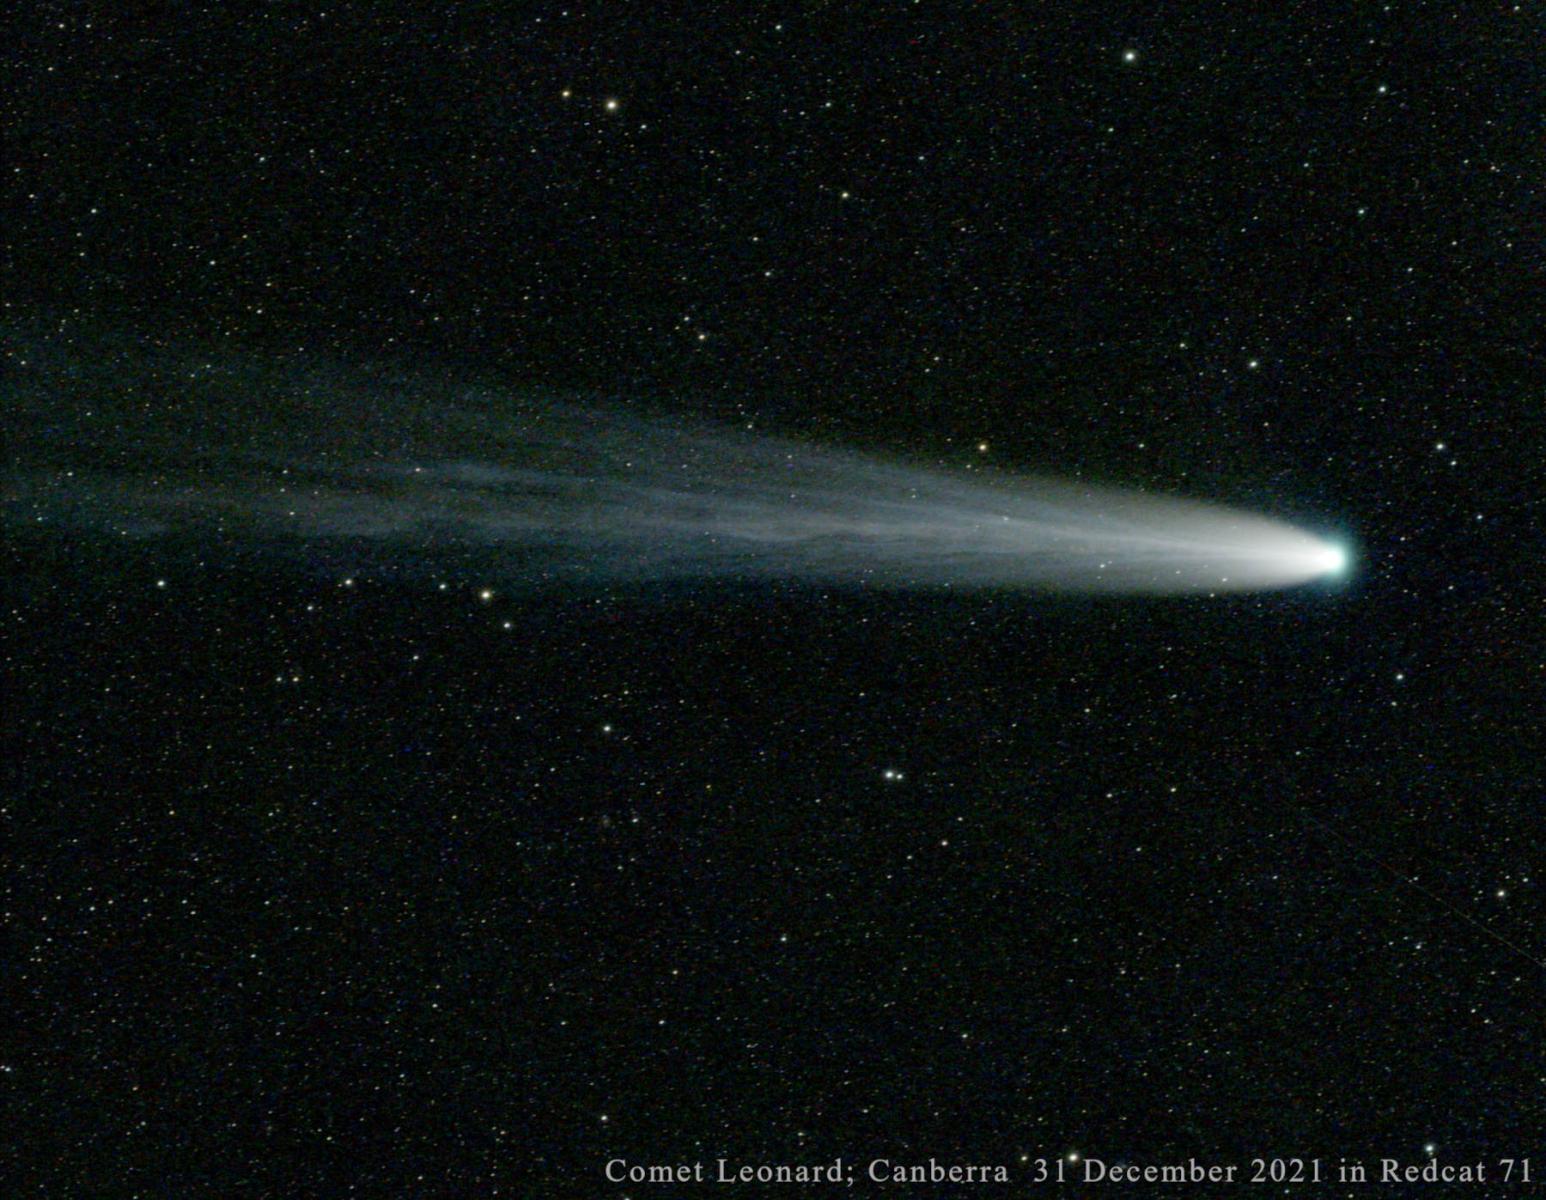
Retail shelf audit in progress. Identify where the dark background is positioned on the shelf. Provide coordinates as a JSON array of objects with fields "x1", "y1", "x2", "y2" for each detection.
[{"x1": 4, "y1": 2, "x2": 1542, "y2": 1195}]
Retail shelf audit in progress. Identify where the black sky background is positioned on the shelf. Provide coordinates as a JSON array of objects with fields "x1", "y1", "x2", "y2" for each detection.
[{"x1": 4, "y1": 3, "x2": 1544, "y2": 1196}]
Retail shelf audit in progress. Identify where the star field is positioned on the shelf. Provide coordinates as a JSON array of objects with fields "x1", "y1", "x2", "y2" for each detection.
[{"x1": 4, "y1": 2, "x2": 1543, "y2": 1196}]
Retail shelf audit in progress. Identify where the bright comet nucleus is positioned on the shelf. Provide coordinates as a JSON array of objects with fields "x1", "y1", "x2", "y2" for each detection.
[{"x1": 1315, "y1": 543, "x2": 1351, "y2": 576}]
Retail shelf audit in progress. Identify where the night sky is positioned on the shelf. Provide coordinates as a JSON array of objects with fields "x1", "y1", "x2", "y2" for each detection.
[{"x1": 4, "y1": 3, "x2": 1543, "y2": 1196}]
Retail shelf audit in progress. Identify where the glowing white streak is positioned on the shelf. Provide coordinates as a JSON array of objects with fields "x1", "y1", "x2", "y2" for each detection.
[{"x1": 4, "y1": 344, "x2": 1348, "y2": 595}]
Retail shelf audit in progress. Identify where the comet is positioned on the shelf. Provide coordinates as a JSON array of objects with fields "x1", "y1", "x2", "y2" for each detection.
[{"x1": 4, "y1": 335, "x2": 1349, "y2": 595}]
